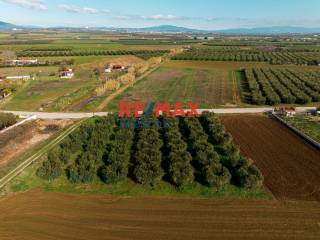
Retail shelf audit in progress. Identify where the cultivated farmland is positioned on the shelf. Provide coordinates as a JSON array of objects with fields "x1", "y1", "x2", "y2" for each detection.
[
  {"x1": 221, "y1": 114, "x2": 320, "y2": 201},
  {"x1": 0, "y1": 189, "x2": 320, "y2": 240}
]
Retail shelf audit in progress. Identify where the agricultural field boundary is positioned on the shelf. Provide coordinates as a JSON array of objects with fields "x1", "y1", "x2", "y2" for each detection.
[
  {"x1": 0, "y1": 121, "x2": 82, "y2": 189},
  {"x1": 272, "y1": 113, "x2": 320, "y2": 150},
  {"x1": 231, "y1": 71, "x2": 241, "y2": 104}
]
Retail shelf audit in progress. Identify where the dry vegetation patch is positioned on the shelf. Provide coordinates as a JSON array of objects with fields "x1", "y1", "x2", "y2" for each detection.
[{"x1": 0, "y1": 120, "x2": 72, "y2": 171}]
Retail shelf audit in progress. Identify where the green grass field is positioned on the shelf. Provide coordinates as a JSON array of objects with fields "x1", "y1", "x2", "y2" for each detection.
[
  {"x1": 284, "y1": 116, "x2": 320, "y2": 143},
  {"x1": 106, "y1": 61, "x2": 242, "y2": 111},
  {"x1": 1, "y1": 73, "x2": 96, "y2": 111}
]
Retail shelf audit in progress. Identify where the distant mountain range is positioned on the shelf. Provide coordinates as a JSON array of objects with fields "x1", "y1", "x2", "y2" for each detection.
[
  {"x1": 0, "y1": 21, "x2": 18, "y2": 30},
  {"x1": 119, "y1": 25, "x2": 207, "y2": 33},
  {"x1": 1, "y1": 21, "x2": 320, "y2": 35},
  {"x1": 214, "y1": 26, "x2": 320, "y2": 35}
]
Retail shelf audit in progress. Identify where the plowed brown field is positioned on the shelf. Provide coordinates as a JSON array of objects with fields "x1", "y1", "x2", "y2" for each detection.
[
  {"x1": 0, "y1": 189, "x2": 320, "y2": 240},
  {"x1": 221, "y1": 114, "x2": 320, "y2": 201}
]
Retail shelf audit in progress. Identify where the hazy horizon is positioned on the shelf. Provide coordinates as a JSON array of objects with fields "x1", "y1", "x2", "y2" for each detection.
[{"x1": 0, "y1": 0, "x2": 320, "y2": 30}]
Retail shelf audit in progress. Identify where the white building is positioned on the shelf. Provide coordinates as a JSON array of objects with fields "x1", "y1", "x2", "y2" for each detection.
[
  {"x1": 7, "y1": 59, "x2": 38, "y2": 66},
  {"x1": 105, "y1": 68, "x2": 112, "y2": 73},
  {"x1": 6, "y1": 75, "x2": 31, "y2": 81},
  {"x1": 105, "y1": 64, "x2": 126, "y2": 73},
  {"x1": 60, "y1": 69, "x2": 74, "y2": 79}
]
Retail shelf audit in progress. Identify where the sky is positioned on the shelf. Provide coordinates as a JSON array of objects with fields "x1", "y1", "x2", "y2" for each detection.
[{"x1": 0, "y1": 0, "x2": 319, "y2": 30}]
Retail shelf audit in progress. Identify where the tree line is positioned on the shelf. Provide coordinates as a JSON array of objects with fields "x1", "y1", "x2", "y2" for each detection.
[{"x1": 17, "y1": 49, "x2": 170, "y2": 58}]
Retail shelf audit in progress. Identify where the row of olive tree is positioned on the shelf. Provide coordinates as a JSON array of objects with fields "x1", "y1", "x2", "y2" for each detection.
[
  {"x1": 132, "y1": 127, "x2": 164, "y2": 186},
  {"x1": 99, "y1": 127, "x2": 134, "y2": 184},
  {"x1": 200, "y1": 112, "x2": 263, "y2": 189},
  {"x1": 163, "y1": 118, "x2": 194, "y2": 188},
  {"x1": 183, "y1": 117, "x2": 231, "y2": 189}
]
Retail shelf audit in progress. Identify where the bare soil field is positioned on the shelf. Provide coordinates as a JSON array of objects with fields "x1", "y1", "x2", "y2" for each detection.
[
  {"x1": 0, "y1": 189, "x2": 319, "y2": 240},
  {"x1": 221, "y1": 114, "x2": 320, "y2": 201},
  {"x1": 0, "y1": 120, "x2": 72, "y2": 178}
]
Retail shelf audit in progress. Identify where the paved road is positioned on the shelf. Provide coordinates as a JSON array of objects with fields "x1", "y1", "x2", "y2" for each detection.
[{"x1": 1, "y1": 107, "x2": 317, "y2": 119}]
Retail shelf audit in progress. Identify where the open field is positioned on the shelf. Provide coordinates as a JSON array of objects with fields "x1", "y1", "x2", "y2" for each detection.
[
  {"x1": 0, "y1": 189, "x2": 320, "y2": 240},
  {"x1": 221, "y1": 114, "x2": 320, "y2": 201},
  {"x1": 1, "y1": 76, "x2": 94, "y2": 111},
  {"x1": 106, "y1": 61, "x2": 241, "y2": 110}
]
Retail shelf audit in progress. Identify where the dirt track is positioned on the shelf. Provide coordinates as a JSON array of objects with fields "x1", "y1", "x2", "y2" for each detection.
[
  {"x1": 0, "y1": 189, "x2": 320, "y2": 240},
  {"x1": 221, "y1": 114, "x2": 320, "y2": 201}
]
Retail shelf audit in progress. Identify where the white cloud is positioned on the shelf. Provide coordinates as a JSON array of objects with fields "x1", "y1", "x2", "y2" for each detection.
[
  {"x1": 58, "y1": 4, "x2": 80, "y2": 13},
  {"x1": 1, "y1": 0, "x2": 47, "y2": 10},
  {"x1": 143, "y1": 15, "x2": 179, "y2": 20},
  {"x1": 83, "y1": 7, "x2": 98, "y2": 14},
  {"x1": 58, "y1": 4, "x2": 98, "y2": 14}
]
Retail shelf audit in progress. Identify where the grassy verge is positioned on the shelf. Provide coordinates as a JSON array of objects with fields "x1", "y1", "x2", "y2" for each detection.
[
  {"x1": 283, "y1": 116, "x2": 320, "y2": 143},
  {"x1": 10, "y1": 161, "x2": 271, "y2": 200}
]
